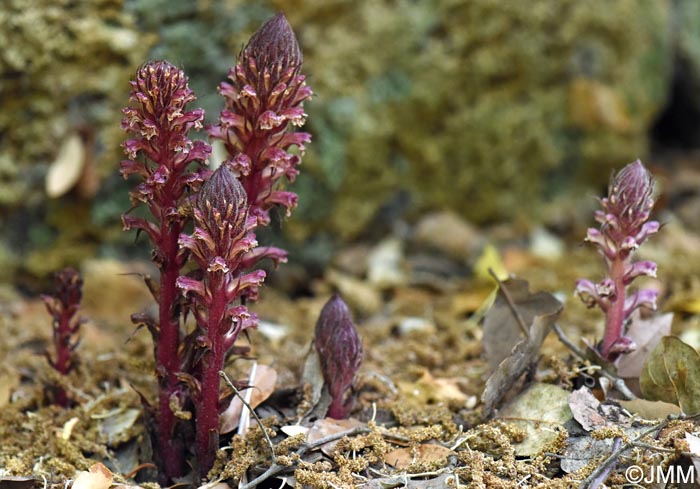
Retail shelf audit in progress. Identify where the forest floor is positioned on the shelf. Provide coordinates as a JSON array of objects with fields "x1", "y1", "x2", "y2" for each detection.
[{"x1": 3, "y1": 159, "x2": 700, "y2": 488}]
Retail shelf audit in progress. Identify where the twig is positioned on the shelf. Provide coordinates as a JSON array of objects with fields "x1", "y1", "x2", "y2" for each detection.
[
  {"x1": 552, "y1": 323, "x2": 636, "y2": 400},
  {"x1": 488, "y1": 268, "x2": 530, "y2": 337},
  {"x1": 219, "y1": 370, "x2": 276, "y2": 464},
  {"x1": 239, "y1": 426, "x2": 371, "y2": 489},
  {"x1": 579, "y1": 419, "x2": 668, "y2": 488}
]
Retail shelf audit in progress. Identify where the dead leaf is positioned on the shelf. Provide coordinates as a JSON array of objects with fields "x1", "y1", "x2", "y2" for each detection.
[
  {"x1": 72, "y1": 463, "x2": 113, "y2": 489},
  {"x1": 299, "y1": 342, "x2": 329, "y2": 418},
  {"x1": 97, "y1": 408, "x2": 140, "y2": 445},
  {"x1": 568, "y1": 387, "x2": 606, "y2": 432},
  {"x1": 280, "y1": 425, "x2": 309, "y2": 437},
  {"x1": 46, "y1": 133, "x2": 86, "y2": 198},
  {"x1": 383, "y1": 444, "x2": 455, "y2": 469},
  {"x1": 640, "y1": 336, "x2": 700, "y2": 415},
  {"x1": 481, "y1": 281, "x2": 563, "y2": 417},
  {"x1": 397, "y1": 369, "x2": 468, "y2": 407},
  {"x1": 619, "y1": 398, "x2": 681, "y2": 420},
  {"x1": 561, "y1": 436, "x2": 617, "y2": 474},
  {"x1": 617, "y1": 312, "x2": 673, "y2": 378},
  {"x1": 307, "y1": 417, "x2": 365, "y2": 456},
  {"x1": 686, "y1": 433, "x2": 700, "y2": 477},
  {"x1": 483, "y1": 278, "x2": 563, "y2": 371},
  {"x1": 498, "y1": 383, "x2": 572, "y2": 456},
  {"x1": 220, "y1": 364, "x2": 277, "y2": 434}
]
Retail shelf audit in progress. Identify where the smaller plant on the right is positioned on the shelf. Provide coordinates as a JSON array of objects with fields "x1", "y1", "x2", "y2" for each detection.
[
  {"x1": 576, "y1": 160, "x2": 660, "y2": 361},
  {"x1": 314, "y1": 294, "x2": 363, "y2": 419}
]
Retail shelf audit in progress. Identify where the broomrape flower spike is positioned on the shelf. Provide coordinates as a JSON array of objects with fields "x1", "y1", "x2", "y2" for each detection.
[
  {"x1": 120, "y1": 60, "x2": 210, "y2": 482},
  {"x1": 209, "y1": 13, "x2": 311, "y2": 262},
  {"x1": 177, "y1": 164, "x2": 264, "y2": 478},
  {"x1": 41, "y1": 267, "x2": 85, "y2": 407},
  {"x1": 576, "y1": 160, "x2": 660, "y2": 361},
  {"x1": 314, "y1": 294, "x2": 363, "y2": 419}
]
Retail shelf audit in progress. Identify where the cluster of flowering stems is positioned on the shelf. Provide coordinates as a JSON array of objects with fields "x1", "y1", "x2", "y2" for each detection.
[
  {"x1": 42, "y1": 267, "x2": 85, "y2": 407},
  {"x1": 120, "y1": 13, "x2": 310, "y2": 482},
  {"x1": 576, "y1": 160, "x2": 660, "y2": 361}
]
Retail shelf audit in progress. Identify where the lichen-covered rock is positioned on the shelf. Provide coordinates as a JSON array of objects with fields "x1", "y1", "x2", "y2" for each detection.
[{"x1": 280, "y1": 0, "x2": 672, "y2": 237}]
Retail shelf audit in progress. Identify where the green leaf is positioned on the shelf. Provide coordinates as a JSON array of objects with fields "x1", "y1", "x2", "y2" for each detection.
[{"x1": 640, "y1": 336, "x2": 700, "y2": 415}]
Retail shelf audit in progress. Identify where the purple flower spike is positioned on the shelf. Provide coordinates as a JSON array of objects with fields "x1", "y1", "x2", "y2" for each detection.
[
  {"x1": 177, "y1": 165, "x2": 262, "y2": 477},
  {"x1": 315, "y1": 295, "x2": 363, "y2": 419},
  {"x1": 42, "y1": 267, "x2": 85, "y2": 407},
  {"x1": 576, "y1": 160, "x2": 661, "y2": 361},
  {"x1": 209, "y1": 13, "x2": 311, "y2": 228}
]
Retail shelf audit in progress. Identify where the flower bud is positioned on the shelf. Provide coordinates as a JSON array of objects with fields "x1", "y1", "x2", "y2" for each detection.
[
  {"x1": 244, "y1": 13, "x2": 302, "y2": 72},
  {"x1": 197, "y1": 164, "x2": 248, "y2": 231},
  {"x1": 314, "y1": 294, "x2": 363, "y2": 419}
]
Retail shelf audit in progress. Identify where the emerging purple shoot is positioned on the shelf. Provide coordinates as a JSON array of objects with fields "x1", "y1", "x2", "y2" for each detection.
[
  {"x1": 208, "y1": 12, "x2": 311, "y2": 269},
  {"x1": 314, "y1": 295, "x2": 363, "y2": 419},
  {"x1": 177, "y1": 164, "x2": 264, "y2": 478},
  {"x1": 576, "y1": 160, "x2": 660, "y2": 361},
  {"x1": 120, "y1": 60, "x2": 211, "y2": 481},
  {"x1": 42, "y1": 267, "x2": 85, "y2": 407}
]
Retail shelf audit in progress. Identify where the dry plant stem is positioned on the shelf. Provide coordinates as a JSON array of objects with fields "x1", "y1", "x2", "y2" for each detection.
[
  {"x1": 240, "y1": 427, "x2": 372, "y2": 489},
  {"x1": 219, "y1": 370, "x2": 276, "y2": 463},
  {"x1": 552, "y1": 324, "x2": 635, "y2": 400},
  {"x1": 488, "y1": 268, "x2": 530, "y2": 337},
  {"x1": 579, "y1": 420, "x2": 669, "y2": 489},
  {"x1": 583, "y1": 437, "x2": 622, "y2": 489}
]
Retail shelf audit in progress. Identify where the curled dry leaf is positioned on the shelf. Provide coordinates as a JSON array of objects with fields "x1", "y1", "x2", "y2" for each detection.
[
  {"x1": 46, "y1": 133, "x2": 86, "y2": 198},
  {"x1": 481, "y1": 280, "x2": 563, "y2": 417},
  {"x1": 483, "y1": 278, "x2": 563, "y2": 371},
  {"x1": 72, "y1": 463, "x2": 113, "y2": 489},
  {"x1": 219, "y1": 364, "x2": 277, "y2": 434},
  {"x1": 640, "y1": 336, "x2": 700, "y2": 415},
  {"x1": 568, "y1": 387, "x2": 606, "y2": 432},
  {"x1": 383, "y1": 444, "x2": 456, "y2": 469}
]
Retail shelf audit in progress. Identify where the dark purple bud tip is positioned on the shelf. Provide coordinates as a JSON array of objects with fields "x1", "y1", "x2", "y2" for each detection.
[
  {"x1": 314, "y1": 294, "x2": 363, "y2": 419},
  {"x1": 609, "y1": 160, "x2": 655, "y2": 217},
  {"x1": 245, "y1": 13, "x2": 302, "y2": 69},
  {"x1": 54, "y1": 267, "x2": 83, "y2": 308},
  {"x1": 197, "y1": 164, "x2": 247, "y2": 220}
]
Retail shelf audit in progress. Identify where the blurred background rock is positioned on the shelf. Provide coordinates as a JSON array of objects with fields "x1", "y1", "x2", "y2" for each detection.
[{"x1": 1, "y1": 0, "x2": 698, "y2": 289}]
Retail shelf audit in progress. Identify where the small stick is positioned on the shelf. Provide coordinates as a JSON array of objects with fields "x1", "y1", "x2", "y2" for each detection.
[
  {"x1": 579, "y1": 419, "x2": 668, "y2": 488},
  {"x1": 239, "y1": 426, "x2": 371, "y2": 489},
  {"x1": 488, "y1": 268, "x2": 530, "y2": 338},
  {"x1": 220, "y1": 370, "x2": 276, "y2": 464}
]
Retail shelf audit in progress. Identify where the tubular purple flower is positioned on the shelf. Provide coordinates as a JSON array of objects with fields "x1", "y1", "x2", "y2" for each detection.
[
  {"x1": 314, "y1": 294, "x2": 363, "y2": 419},
  {"x1": 576, "y1": 160, "x2": 661, "y2": 361}
]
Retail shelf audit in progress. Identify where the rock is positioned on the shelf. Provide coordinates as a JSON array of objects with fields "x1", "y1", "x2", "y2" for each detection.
[
  {"x1": 413, "y1": 211, "x2": 482, "y2": 261},
  {"x1": 367, "y1": 238, "x2": 406, "y2": 289},
  {"x1": 326, "y1": 269, "x2": 382, "y2": 316},
  {"x1": 529, "y1": 227, "x2": 564, "y2": 260}
]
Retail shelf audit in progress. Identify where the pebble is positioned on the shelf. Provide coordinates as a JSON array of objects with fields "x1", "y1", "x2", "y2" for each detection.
[{"x1": 413, "y1": 211, "x2": 482, "y2": 260}]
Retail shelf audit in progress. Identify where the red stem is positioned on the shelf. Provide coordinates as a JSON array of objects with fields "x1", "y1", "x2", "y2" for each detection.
[
  {"x1": 601, "y1": 257, "x2": 627, "y2": 360},
  {"x1": 195, "y1": 275, "x2": 228, "y2": 479},
  {"x1": 53, "y1": 308, "x2": 74, "y2": 407},
  {"x1": 156, "y1": 224, "x2": 185, "y2": 481}
]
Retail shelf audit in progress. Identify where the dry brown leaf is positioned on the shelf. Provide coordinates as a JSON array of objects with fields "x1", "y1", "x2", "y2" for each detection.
[
  {"x1": 619, "y1": 398, "x2": 681, "y2": 420},
  {"x1": 481, "y1": 280, "x2": 563, "y2": 417},
  {"x1": 220, "y1": 364, "x2": 277, "y2": 434},
  {"x1": 568, "y1": 387, "x2": 606, "y2": 432},
  {"x1": 483, "y1": 278, "x2": 563, "y2": 372},
  {"x1": 617, "y1": 312, "x2": 673, "y2": 379},
  {"x1": 383, "y1": 444, "x2": 455, "y2": 469},
  {"x1": 46, "y1": 133, "x2": 85, "y2": 198},
  {"x1": 307, "y1": 417, "x2": 365, "y2": 456},
  {"x1": 397, "y1": 369, "x2": 468, "y2": 407},
  {"x1": 72, "y1": 463, "x2": 113, "y2": 489}
]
